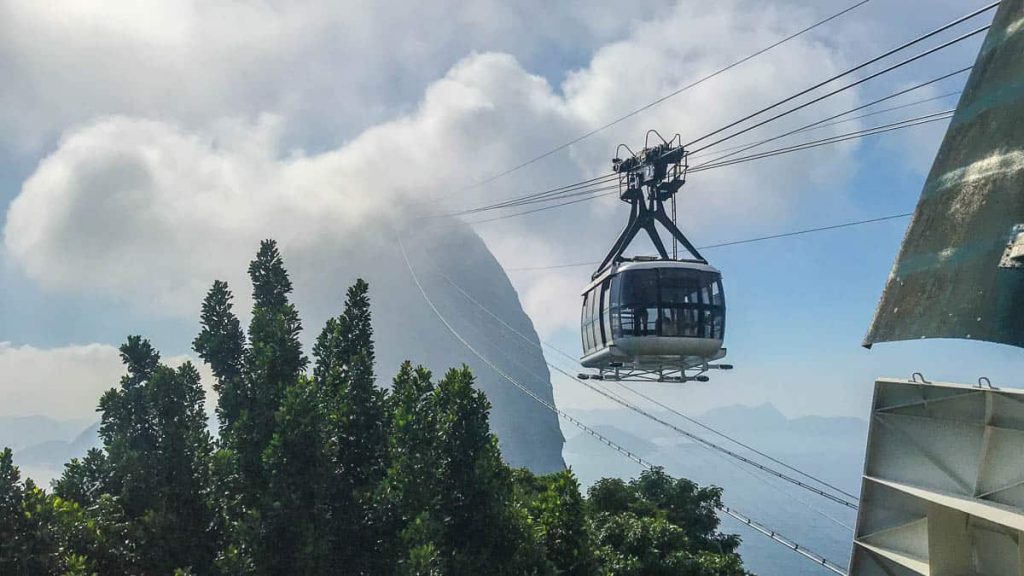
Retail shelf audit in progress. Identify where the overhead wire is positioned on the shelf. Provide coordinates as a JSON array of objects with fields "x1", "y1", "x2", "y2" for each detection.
[
  {"x1": 691, "y1": 66, "x2": 971, "y2": 165},
  {"x1": 457, "y1": 109, "x2": 950, "y2": 226},
  {"x1": 683, "y1": 2, "x2": 997, "y2": 152},
  {"x1": 503, "y1": 212, "x2": 913, "y2": 272},
  {"x1": 686, "y1": 24, "x2": 988, "y2": 156},
  {"x1": 446, "y1": 64, "x2": 971, "y2": 222},
  {"x1": 690, "y1": 109, "x2": 953, "y2": 172},
  {"x1": 396, "y1": 228, "x2": 850, "y2": 575},
  {"x1": 456, "y1": 0, "x2": 874, "y2": 195},
  {"x1": 417, "y1": 248, "x2": 859, "y2": 510}
]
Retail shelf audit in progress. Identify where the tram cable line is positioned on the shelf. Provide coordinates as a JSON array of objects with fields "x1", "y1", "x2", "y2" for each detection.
[
  {"x1": 449, "y1": 173, "x2": 619, "y2": 217},
  {"x1": 420, "y1": 258, "x2": 862, "y2": 534},
  {"x1": 456, "y1": 0, "x2": 873, "y2": 196},
  {"x1": 442, "y1": 66, "x2": 968, "y2": 220},
  {"x1": 690, "y1": 65, "x2": 971, "y2": 166},
  {"x1": 457, "y1": 110, "x2": 948, "y2": 226},
  {"x1": 395, "y1": 230, "x2": 850, "y2": 575},
  {"x1": 430, "y1": 6, "x2": 991, "y2": 223},
  {"x1": 693, "y1": 89, "x2": 962, "y2": 160},
  {"x1": 503, "y1": 212, "x2": 913, "y2": 272},
  {"x1": 417, "y1": 250, "x2": 860, "y2": 510},
  {"x1": 685, "y1": 24, "x2": 988, "y2": 157},
  {"x1": 691, "y1": 109, "x2": 954, "y2": 172},
  {"x1": 682, "y1": 2, "x2": 997, "y2": 152}
]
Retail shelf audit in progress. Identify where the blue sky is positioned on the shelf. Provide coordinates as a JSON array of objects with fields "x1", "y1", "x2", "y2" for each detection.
[{"x1": 2, "y1": 0, "x2": 1019, "y2": 422}]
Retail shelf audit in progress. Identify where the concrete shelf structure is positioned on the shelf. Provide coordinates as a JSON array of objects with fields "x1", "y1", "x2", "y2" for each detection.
[{"x1": 851, "y1": 379, "x2": 1024, "y2": 575}]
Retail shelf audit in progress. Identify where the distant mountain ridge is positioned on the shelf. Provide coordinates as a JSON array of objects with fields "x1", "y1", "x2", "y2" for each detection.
[{"x1": 0, "y1": 415, "x2": 92, "y2": 452}]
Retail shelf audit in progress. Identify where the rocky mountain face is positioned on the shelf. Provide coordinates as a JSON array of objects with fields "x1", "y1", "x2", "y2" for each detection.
[{"x1": 265, "y1": 219, "x2": 566, "y2": 474}]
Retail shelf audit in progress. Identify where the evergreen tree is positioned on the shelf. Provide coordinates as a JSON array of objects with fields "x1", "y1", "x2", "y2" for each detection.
[
  {"x1": 315, "y1": 279, "x2": 389, "y2": 574},
  {"x1": 241, "y1": 240, "x2": 307, "y2": 498},
  {"x1": 260, "y1": 376, "x2": 330, "y2": 575},
  {"x1": 53, "y1": 449, "x2": 109, "y2": 507},
  {"x1": 0, "y1": 448, "x2": 26, "y2": 573},
  {"x1": 588, "y1": 470, "x2": 747, "y2": 575},
  {"x1": 382, "y1": 362, "x2": 441, "y2": 571},
  {"x1": 431, "y1": 366, "x2": 550, "y2": 575},
  {"x1": 96, "y1": 337, "x2": 217, "y2": 574},
  {"x1": 194, "y1": 279, "x2": 247, "y2": 435}
]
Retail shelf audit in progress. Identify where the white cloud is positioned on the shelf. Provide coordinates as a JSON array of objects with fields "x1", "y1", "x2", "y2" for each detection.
[
  {"x1": 3, "y1": 0, "x2": 871, "y2": 342},
  {"x1": 0, "y1": 0, "x2": 670, "y2": 154},
  {"x1": 0, "y1": 342, "x2": 210, "y2": 420}
]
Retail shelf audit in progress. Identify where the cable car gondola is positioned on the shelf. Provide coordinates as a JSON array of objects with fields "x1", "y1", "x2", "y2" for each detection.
[{"x1": 579, "y1": 132, "x2": 732, "y2": 382}]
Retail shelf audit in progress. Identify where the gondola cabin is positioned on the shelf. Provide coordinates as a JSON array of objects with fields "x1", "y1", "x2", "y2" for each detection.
[
  {"x1": 581, "y1": 259, "x2": 726, "y2": 376},
  {"x1": 579, "y1": 133, "x2": 731, "y2": 381}
]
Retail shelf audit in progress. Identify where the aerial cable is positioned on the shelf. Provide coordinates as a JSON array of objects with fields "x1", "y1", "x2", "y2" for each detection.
[
  {"x1": 683, "y1": 2, "x2": 996, "y2": 150},
  {"x1": 453, "y1": 68, "x2": 968, "y2": 219},
  {"x1": 463, "y1": 179, "x2": 619, "y2": 212},
  {"x1": 464, "y1": 185, "x2": 621, "y2": 224},
  {"x1": 686, "y1": 21, "x2": 990, "y2": 155},
  {"x1": 692, "y1": 66, "x2": 971, "y2": 165},
  {"x1": 447, "y1": 287, "x2": 856, "y2": 534},
  {"x1": 454, "y1": 0, "x2": 873, "y2": 196},
  {"x1": 695, "y1": 89, "x2": 961, "y2": 161},
  {"x1": 504, "y1": 212, "x2": 912, "y2": 272},
  {"x1": 449, "y1": 173, "x2": 618, "y2": 216},
  {"x1": 460, "y1": 110, "x2": 948, "y2": 226},
  {"x1": 396, "y1": 229, "x2": 850, "y2": 574},
  {"x1": 435, "y1": 262, "x2": 857, "y2": 502},
  {"x1": 417, "y1": 251, "x2": 859, "y2": 510},
  {"x1": 691, "y1": 109, "x2": 953, "y2": 172}
]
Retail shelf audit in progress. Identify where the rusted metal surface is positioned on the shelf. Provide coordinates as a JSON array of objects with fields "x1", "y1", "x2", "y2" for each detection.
[{"x1": 865, "y1": 0, "x2": 1024, "y2": 349}]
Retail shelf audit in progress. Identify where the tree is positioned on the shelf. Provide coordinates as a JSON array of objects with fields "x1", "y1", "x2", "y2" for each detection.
[
  {"x1": 632, "y1": 469, "x2": 740, "y2": 555},
  {"x1": 194, "y1": 279, "x2": 247, "y2": 435},
  {"x1": 95, "y1": 337, "x2": 217, "y2": 574},
  {"x1": 53, "y1": 449, "x2": 109, "y2": 507},
  {"x1": 381, "y1": 362, "x2": 441, "y2": 572},
  {"x1": 514, "y1": 468, "x2": 597, "y2": 576},
  {"x1": 0, "y1": 448, "x2": 26, "y2": 573},
  {"x1": 431, "y1": 366, "x2": 551, "y2": 575},
  {"x1": 241, "y1": 239, "x2": 307, "y2": 499},
  {"x1": 315, "y1": 279, "x2": 390, "y2": 574},
  {"x1": 259, "y1": 376, "x2": 330, "y2": 575},
  {"x1": 588, "y1": 469, "x2": 747, "y2": 576}
]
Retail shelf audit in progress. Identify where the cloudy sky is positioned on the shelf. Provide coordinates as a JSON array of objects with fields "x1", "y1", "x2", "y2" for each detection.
[{"x1": 2, "y1": 0, "x2": 1019, "y2": 423}]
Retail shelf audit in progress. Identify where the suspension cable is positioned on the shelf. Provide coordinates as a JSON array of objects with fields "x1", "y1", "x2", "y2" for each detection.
[
  {"x1": 456, "y1": 0, "x2": 873, "y2": 195},
  {"x1": 451, "y1": 70, "x2": 965, "y2": 221},
  {"x1": 456, "y1": 110, "x2": 947, "y2": 226},
  {"x1": 421, "y1": 252, "x2": 859, "y2": 510},
  {"x1": 396, "y1": 229, "x2": 850, "y2": 574},
  {"x1": 502, "y1": 211, "x2": 912, "y2": 272},
  {"x1": 442, "y1": 61, "x2": 971, "y2": 222},
  {"x1": 690, "y1": 110, "x2": 953, "y2": 172},
  {"x1": 691, "y1": 66, "x2": 971, "y2": 165},
  {"x1": 687, "y1": 25, "x2": 987, "y2": 155},
  {"x1": 683, "y1": 2, "x2": 998, "y2": 150}
]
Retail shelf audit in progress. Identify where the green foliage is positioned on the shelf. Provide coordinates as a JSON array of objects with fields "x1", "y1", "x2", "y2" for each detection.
[
  {"x1": 515, "y1": 468, "x2": 598, "y2": 576},
  {"x1": 93, "y1": 337, "x2": 218, "y2": 575},
  {"x1": 588, "y1": 469, "x2": 748, "y2": 576},
  {"x1": 3, "y1": 240, "x2": 748, "y2": 576},
  {"x1": 194, "y1": 279, "x2": 246, "y2": 435},
  {"x1": 316, "y1": 278, "x2": 389, "y2": 574}
]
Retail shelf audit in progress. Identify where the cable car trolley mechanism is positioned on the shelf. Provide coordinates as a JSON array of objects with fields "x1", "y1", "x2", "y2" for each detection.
[{"x1": 579, "y1": 131, "x2": 732, "y2": 383}]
